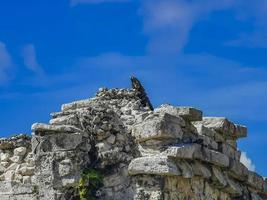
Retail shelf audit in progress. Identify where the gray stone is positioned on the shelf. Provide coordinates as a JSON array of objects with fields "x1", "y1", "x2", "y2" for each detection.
[
  {"x1": 18, "y1": 166, "x2": 35, "y2": 176},
  {"x1": 195, "y1": 147, "x2": 230, "y2": 168},
  {"x1": 13, "y1": 147, "x2": 27, "y2": 157},
  {"x1": 155, "y1": 105, "x2": 202, "y2": 121},
  {"x1": 202, "y1": 117, "x2": 247, "y2": 138},
  {"x1": 128, "y1": 156, "x2": 180, "y2": 176},
  {"x1": 177, "y1": 161, "x2": 193, "y2": 178},
  {"x1": 192, "y1": 161, "x2": 212, "y2": 179},
  {"x1": 107, "y1": 134, "x2": 116, "y2": 144},
  {"x1": 224, "y1": 175, "x2": 243, "y2": 197},
  {"x1": 61, "y1": 99, "x2": 93, "y2": 111},
  {"x1": 193, "y1": 123, "x2": 216, "y2": 138},
  {"x1": 4, "y1": 170, "x2": 15, "y2": 181},
  {"x1": 5, "y1": 163, "x2": 19, "y2": 172},
  {"x1": 0, "y1": 152, "x2": 11, "y2": 162},
  {"x1": 198, "y1": 135, "x2": 218, "y2": 150},
  {"x1": 228, "y1": 160, "x2": 249, "y2": 181},
  {"x1": 31, "y1": 123, "x2": 81, "y2": 134},
  {"x1": 211, "y1": 166, "x2": 227, "y2": 188},
  {"x1": 247, "y1": 171, "x2": 264, "y2": 191},
  {"x1": 132, "y1": 113, "x2": 184, "y2": 142},
  {"x1": 58, "y1": 159, "x2": 72, "y2": 177},
  {"x1": 34, "y1": 132, "x2": 86, "y2": 153},
  {"x1": 250, "y1": 192, "x2": 264, "y2": 200},
  {"x1": 163, "y1": 144, "x2": 202, "y2": 160},
  {"x1": 9, "y1": 156, "x2": 23, "y2": 163},
  {"x1": 22, "y1": 176, "x2": 31, "y2": 184}
]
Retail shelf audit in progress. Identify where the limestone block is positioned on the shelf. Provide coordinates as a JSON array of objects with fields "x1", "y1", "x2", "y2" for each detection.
[
  {"x1": 106, "y1": 134, "x2": 116, "y2": 144},
  {"x1": 4, "y1": 170, "x2": 15, "y2": 181},
  {"x1": 0, "y1": 163, "x2": 5, "y2": 173},
  {"x1": 9, "y1": 155, "x2": 23, "y2": 163},
  {"x1": 247, "y1": 171, "x2": 264, "y2": 191},
  {"x1": 49, "y1": 114, "x2": 79, "y2": 125},
  {"x1": 192, "y1": 162, "x2": 212, "y2": 179},
  {"x1": 61, "y1": 99, "x2": 93, "y2": 111},
  {"x1": 198, "y1": 135, "x2": 218, "y2": 150},
  {"x1": 128, "y1": 156, "x2": 180, "y2": 176},
  {"x1": 193, "y1": 123, "x2": 216, "y2": 138},
  {"x1": 13, "y1": 147, "x2": 27, "y2": 157},
  {"x1": 5, "y1": 163, "x2": 19, "y2": 172},
  {"x1": 61, "y1": 177, "x2": 77, "y2": 187},
  {"x1": 33, "y1": 132, "x2": 88, "y2": 154},
  {"x1": 197, "y1": 148, "x2": 230, "y2": 168},
  {"x1": 250, "y1": 192, "x2": 264, "y2": 200},
  {"x1": 1, "y1": 152, "x2": 11, "y2": 162},
  {"x1": 95, "y1": 141, "x2": 111, "y2": 152},
  {"x1": 177, "y1": 161, "x2": 193, "y2": 178},
  {"x1": 96, "y1": 129, "x2": 111, "y2": 141},
  {"x1": 214, "y1": 131, "x2": 225, "y2": 142},
  {"x1": 0, "y1": 181, "x2": 35, "y2": 195},
  {"x1": 22, "y1": 176, "x2": 31, "y2": 184},
  {"x1": 155, "y1": 105, "x2": 202, "y2": 121},
  {"x1": 103, "y1": 172, "x2": 127, "y2": 187},
  {"x1": 18, "y1": 166, "x2": 35, "y2": 176},
  {"x1": 163, "y1": 144, "x2": 202, "y2": 160},
  {"x1": 25, "y1": 153, "x2": 35, "y2": 167},
  {"x1": 221, "y1": 143, "x2": 238, "y2": 160},
  {"x1": 14, "y1": 173, "x2": 23, "y2": 182},
  {"x1": 224, "y1": 175, "x2": 243, "y2": 197},
  {"x1": 1, "y1": 161, "x2": 10, "y2": 168},
  {"x1": 132, "y1": 113, "x2": 184, "y2": 142},
  {"x1": 211, "y1": 166, "x2": 227, "y2": 188},
  {"x1": 228, "y1": 160, "x2": 248, "y2": 181},
  {"x1": 31, "y1": 123, "x2": 80, "y2": 135},
  {"x1": 58, "y1": 159, "x2": 73, "y2": 177},
  {"x1": 202, "y1": 117, "x2": 247, "y2": 138},
  {"x1": 209, "y1": 150, "x2": 230, "y2": 167}
]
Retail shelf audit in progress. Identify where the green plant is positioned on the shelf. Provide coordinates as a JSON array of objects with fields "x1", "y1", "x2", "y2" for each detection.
[{"x1": 78, "y1": 169, "x2": 103, "y2": 200}]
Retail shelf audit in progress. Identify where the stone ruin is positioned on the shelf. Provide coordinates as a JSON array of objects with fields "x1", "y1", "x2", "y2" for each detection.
[{"x1": 0, "y1": 77, "x2": 266, "y2": 200}]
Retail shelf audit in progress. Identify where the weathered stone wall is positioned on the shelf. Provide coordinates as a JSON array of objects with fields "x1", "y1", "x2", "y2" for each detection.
[
  {"x1": 0, "y1": 80, "x2": 266, "y2": 200},
  {"x1": 0, "y1": 135, "x2": 36, "y2": 199}
]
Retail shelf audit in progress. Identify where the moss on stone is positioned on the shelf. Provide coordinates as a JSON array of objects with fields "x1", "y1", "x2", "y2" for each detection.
[{"x1": 78, "y1": 169, "x2": 103, "y2": 200}]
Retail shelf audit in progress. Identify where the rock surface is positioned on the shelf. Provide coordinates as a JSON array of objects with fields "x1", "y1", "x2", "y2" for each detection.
[{"x1": 0, "y1": 78, "x2": 266, "y2": 200}]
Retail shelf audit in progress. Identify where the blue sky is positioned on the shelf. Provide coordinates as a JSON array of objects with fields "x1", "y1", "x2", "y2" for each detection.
[{"x1": 0, "y1": 0, "x2": 267, "y2": 175}]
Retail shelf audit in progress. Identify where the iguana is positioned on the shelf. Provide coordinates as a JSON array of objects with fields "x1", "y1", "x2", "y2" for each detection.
[{"x1": 130, "y1": 76, "x2": 154, "y2": 111}]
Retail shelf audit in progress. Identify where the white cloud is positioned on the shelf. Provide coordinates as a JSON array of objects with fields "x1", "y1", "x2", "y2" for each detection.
[
  {"x1": 0, "y1": 41, "x2": 13, "y2": 84},
  {"x1": 70, "y1": 0, "x2": 267, "y2": 49},
  {"x1": 70, "y1": 0, "x2": 131, "y2": 6},
  {"x1": 140, "y1": 0, "x2": 235, "y2": 55},
  {"x1": 240, "y1": 151, "x2": 256, "y2": 171},
  {"x1": 140, "y1": 0, "x2": 267, "y2": 52},
  {"x1": 22, "y1": 44, "x2": 44, "y2": 74}
]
